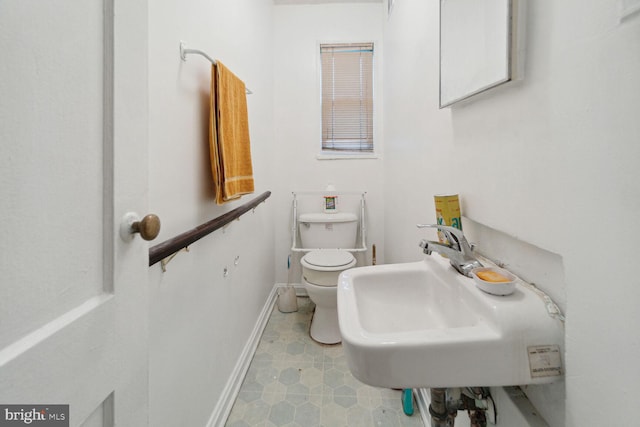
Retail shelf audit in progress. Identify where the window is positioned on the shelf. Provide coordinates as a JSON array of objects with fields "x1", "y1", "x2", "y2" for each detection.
[{"x1": 320, "y1": 42, "x2": 374, "y2": 153}]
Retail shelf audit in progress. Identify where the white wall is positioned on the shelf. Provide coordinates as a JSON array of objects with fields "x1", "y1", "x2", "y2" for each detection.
[
  {"x1": 147, "y1": 1, "x2": 275, "y2": 426},
  {"x1": 273, "y1": 3, "x2": 386, "y2": 283},
  {"x1": 383, "y1": 0, "x2": 640, "y2": 426}
]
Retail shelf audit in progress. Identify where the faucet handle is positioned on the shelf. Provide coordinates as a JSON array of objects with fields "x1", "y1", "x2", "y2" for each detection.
[{"x1": 417, "y1": 223, "x2": 463, "y2": 237}]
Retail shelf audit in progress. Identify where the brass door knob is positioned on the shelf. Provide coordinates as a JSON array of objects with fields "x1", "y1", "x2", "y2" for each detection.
[
  {"x1": 120, "y1": 212, "x2": 161, "y2": 242},
  {"x1": 131, "y1": 214, "x2": 161, "y2": 241}
]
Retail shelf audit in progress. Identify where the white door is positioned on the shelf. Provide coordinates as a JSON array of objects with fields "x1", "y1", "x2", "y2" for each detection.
[{"x1": 0, "y1": 1, "x2": 150, "y2": 425}]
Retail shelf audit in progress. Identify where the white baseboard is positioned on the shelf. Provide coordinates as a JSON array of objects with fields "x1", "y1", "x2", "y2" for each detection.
[
  {"x1": 206, "y1": 283, "x2": 307, "y2": 427},
  {"x1": 414, "y1": 388, "x2": 433, "y2": 426},
  {"x1": 206, "y1": 285, "x2": 279, "y2": 427}
]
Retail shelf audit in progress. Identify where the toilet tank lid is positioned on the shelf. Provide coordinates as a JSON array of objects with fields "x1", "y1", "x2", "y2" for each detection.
[{"x1": 299, "y1": 212, "x2": 357, "y2": 223}]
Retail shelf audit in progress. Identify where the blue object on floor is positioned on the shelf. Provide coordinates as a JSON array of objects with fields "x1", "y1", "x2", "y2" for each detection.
[{"x1": 402, "y1": 388, "x2": 414, "y2": 415}]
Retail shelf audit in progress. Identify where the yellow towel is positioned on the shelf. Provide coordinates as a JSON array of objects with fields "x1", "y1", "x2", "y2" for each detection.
[{"x1": 209, "y1": 61, "x2": 254, "y2": 205}]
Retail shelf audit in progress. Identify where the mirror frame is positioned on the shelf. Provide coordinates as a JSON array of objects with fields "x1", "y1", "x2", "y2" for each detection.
[{"x1": 439, "y1": 0, "x2": 514, "y2": 108}]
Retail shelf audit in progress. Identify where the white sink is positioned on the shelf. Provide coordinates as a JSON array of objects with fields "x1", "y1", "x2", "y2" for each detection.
[{"x1": 337, "y1": 254, "x2": 564, "y2": 389}]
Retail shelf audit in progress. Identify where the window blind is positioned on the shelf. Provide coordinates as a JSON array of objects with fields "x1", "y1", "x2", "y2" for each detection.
[{"x1": 320, "y1": 43, "x2": 374, "y2": 153}]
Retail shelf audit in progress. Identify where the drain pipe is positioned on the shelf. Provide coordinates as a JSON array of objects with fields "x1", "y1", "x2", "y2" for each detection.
[
  {"x1": 430, "y1": 387, "x2": 492, "y2": 427},
  {"x1": 465, "y1": 387, "x2": 489, "y2": 427},
  {"x1": 469, "y1": 410, "x2": 487, "y2": 427},
  {"x1": 429, "y1": 388, "x2": 455, "y2": 427}
]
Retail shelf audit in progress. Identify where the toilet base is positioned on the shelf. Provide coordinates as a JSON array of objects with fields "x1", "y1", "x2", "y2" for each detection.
[
  {"x1": 303, "y1": 279, "x2": 342, "y2": 345},
  {"x1": 309, "y1": 306, "x2": 341, "y2": 345}
]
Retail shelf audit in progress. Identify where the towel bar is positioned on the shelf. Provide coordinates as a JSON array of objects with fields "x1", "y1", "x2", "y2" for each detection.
[{"x1": 180, "y1": 42, "x2": 253, "y2": 94}]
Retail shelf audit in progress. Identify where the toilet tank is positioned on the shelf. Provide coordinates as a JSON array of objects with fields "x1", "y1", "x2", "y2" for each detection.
[{"x1": 299, "y1": 213, "x2": 358, "y2": 249}]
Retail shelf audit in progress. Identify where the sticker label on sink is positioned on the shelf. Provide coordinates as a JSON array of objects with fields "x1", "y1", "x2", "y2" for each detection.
[{"x1": 528, "y1": 345, "x2": 562, "y2": 378}]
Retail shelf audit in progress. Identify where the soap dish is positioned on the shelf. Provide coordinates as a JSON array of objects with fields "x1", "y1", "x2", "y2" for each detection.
[{"x1": 471, "y1": 267, "x2": 517, "y2": 296}]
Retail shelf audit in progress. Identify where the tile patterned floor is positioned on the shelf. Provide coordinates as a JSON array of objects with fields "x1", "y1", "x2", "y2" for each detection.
[{"x1": 225, "y1": 297, "x2": 424, "y2": 427}]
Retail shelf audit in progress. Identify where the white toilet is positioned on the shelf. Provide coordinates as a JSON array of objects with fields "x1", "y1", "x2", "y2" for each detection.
[{"x1": 299, "y1": 212, "x2": 358, "y2": 344}]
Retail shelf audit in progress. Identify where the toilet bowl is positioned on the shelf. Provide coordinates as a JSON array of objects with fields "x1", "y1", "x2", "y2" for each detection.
[{"x1": 301, "y1": 249, "x2": 356, "y2": 344}]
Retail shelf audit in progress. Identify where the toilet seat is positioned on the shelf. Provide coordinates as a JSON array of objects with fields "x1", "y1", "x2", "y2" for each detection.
[
  {"x1": 301, "y1": 249, "x2": 356, "y2": 287},
  {"x1": 301, "y1": 249, "x2": 355, "y2": 271}
]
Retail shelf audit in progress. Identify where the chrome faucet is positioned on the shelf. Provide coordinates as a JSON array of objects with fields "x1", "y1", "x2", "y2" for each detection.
[{"x1": 417, "y1": 224, "x2": 483, "y2": 277}]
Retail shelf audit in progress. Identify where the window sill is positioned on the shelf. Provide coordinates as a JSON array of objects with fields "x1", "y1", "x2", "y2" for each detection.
[{"x1": 316, "y1": 153, "x2": 380, "y2": 160}]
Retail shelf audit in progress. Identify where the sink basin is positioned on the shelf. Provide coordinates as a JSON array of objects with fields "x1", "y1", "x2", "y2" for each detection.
[{"x1": 337, "y1": 254, "x2": 564, "y2": 389}]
